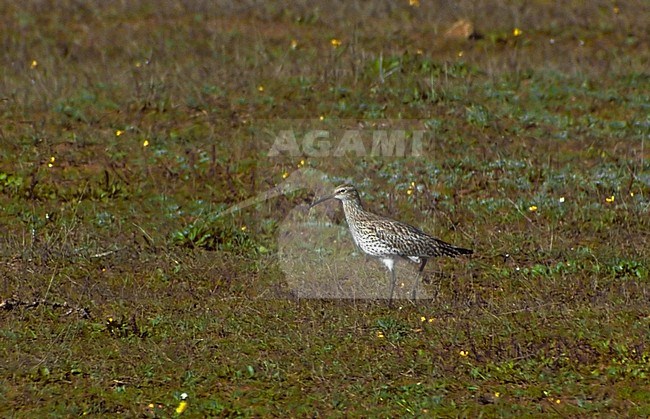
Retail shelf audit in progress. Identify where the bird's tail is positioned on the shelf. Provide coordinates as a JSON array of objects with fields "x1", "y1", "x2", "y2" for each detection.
[
  {"x1": 437, "y1": 240, "x2": 473, "y2": 257},
  {"x1": 451, "y1": 245, "x2": 473, "y2": 256}
]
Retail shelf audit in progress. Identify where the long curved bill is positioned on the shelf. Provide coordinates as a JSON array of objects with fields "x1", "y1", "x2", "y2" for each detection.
[{"x1": 309, "y1": 194, "x2": 335, "y2": 208}]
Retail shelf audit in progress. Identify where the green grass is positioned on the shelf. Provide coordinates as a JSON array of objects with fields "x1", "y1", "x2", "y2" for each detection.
[{"x1": 1, "y1": 0, "x2": 649, "y2": 416}]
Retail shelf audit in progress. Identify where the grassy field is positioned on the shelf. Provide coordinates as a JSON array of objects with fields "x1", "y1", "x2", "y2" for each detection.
[{"x1": 1, "y1": 0, "x2": 649, "y2": 416}]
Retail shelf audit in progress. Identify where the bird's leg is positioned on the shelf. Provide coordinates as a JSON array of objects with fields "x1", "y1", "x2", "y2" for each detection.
[
  {"x1": 411, "y1": 259, "x2": 428, "y2": 301},
  {"x1": 388, "y1": 267, "x2": 397, "y2": 307}
]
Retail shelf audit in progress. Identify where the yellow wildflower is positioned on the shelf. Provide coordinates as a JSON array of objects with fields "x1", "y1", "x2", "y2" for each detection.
[
  {"x1": 30, "y1": 60, "x2": 38, "y2": 69},
  {"x1": 176, "y1": 400, "x2": 188, "y2": 414},
  {"x1": 407, "y1": 182, "x2": 416, "y2": 196},
  {"x1": 330, "y1": 38, "x2": 342, "y2": 48},
  {"x1": 115, "y1": 130, "x2": 124, "y2": 137},
  {"x1": 528, "y1": 205, "x2": 538, "y2": 212},
  {"x1": 143, "y1": 139, "x2": 149, "y2": 147},
  {"x1": 513, "y1": 28, "x2": 523, "y2": 37},
  {"x1": 605, "y1": 195, "x2": 615, "y2": 203},
  {"x1": 459, "y1": 350, "x2": 469, "y2": 357},
  {"x1": 176, "y1": 393, "x2": 188, "y2": 414}
]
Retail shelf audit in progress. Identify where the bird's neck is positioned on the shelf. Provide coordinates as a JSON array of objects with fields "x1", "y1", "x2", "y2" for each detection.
[{"x1": 341, "y1": 197, "x2": 365, "y2": 225}]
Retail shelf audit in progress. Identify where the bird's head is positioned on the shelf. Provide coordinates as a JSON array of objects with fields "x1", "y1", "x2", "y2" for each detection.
[{"x1": 310, "y1": 184, "x2": 360, "y2": 208}]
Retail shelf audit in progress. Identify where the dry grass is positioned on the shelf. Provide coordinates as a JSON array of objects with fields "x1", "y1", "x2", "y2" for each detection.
[{"x1": 0, "y1": 0, "x2": 649, "y2": 416}]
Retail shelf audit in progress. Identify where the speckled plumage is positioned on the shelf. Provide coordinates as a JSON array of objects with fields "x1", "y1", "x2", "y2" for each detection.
[{"x1": 310, "y1": 184, "x2": 472, "y2": 304}]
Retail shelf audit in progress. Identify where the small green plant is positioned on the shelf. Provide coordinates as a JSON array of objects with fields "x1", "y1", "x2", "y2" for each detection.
[
  {"x1": 375, "y1": 318, "x2": 409, "y2": 342},
  {"x1": 465, "y1": 104, "x2": 491, "y2": 127},
  {"x1": 172, "y1": 218, "x2": 260, "y2": 255},
  {"x1": 0, "y1": 172, "x2": 24, "y2": 195},
  {"x1": 609, "y1": 259, "x2": 647, "y2": 279},
  {"x1": 105, "y1": 316, "x2": 149, "y2": 339}
]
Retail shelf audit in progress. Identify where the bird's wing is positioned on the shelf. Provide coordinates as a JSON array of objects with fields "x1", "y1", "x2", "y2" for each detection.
[
  {"x1": 373, "y1": 214, "x2": 471, "y2": 258},
  {"x1": 372, "y1": 217, "x2": 446, "y2": 257}
]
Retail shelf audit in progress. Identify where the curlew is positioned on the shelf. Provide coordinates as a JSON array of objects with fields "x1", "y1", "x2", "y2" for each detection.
[{"x1": 310, "y1": 184, "x2": 472, "y2": 304}]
